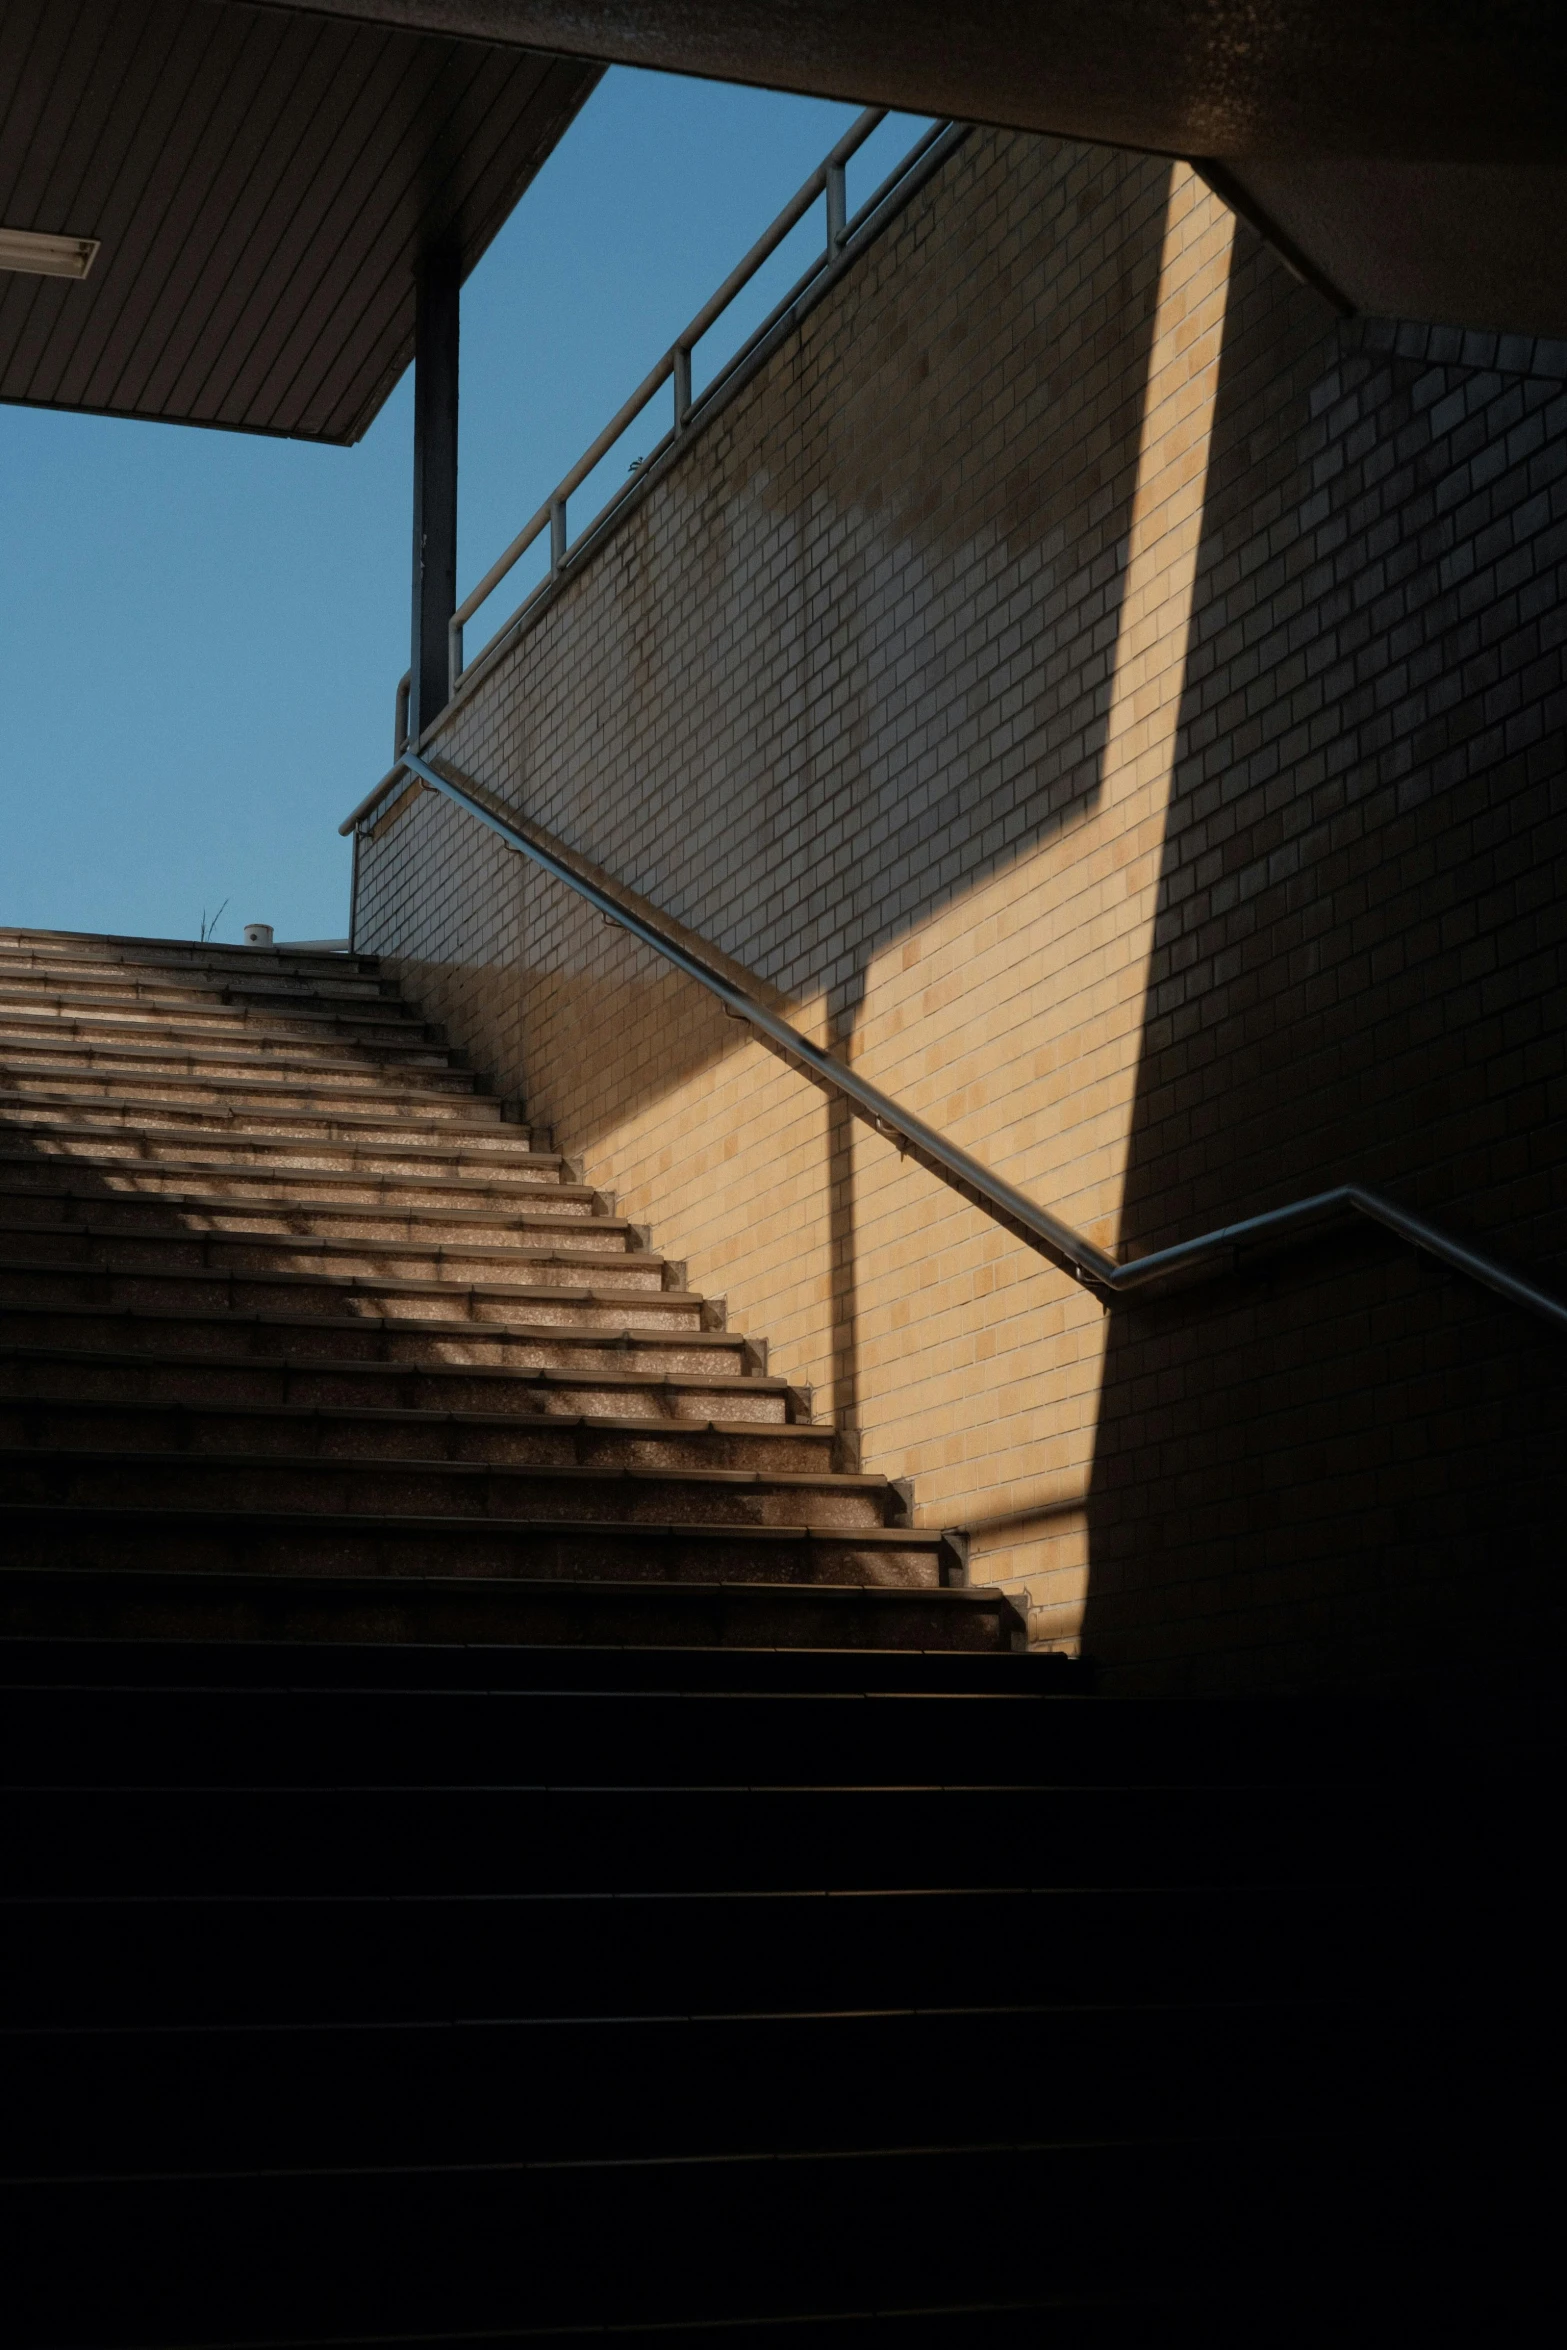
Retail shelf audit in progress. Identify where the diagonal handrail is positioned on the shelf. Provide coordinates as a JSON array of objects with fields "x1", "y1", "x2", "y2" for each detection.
[{"x1": 349, "y1": 749, "x2": 1567, "y2": 1335}]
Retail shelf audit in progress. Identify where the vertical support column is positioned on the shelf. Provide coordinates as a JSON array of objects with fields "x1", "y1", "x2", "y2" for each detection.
[
  {"x1": 409, "y1": 244, "x2": 460, "y2": 744},
  {"x1": 825, "y1": 160, "x2": 847, "y2": 253}
]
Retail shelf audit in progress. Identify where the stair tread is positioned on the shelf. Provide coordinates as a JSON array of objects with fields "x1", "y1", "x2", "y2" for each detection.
[
  {"x1": 0, "y1": 1497, "x2": 934, "y2": 1537},
  {"x1": 0, "y1": 1128, "x2": 565, "y2": 1171},
  {"x1": 0, "y1": 1444, "x2": 879, "y2": 1494},
  {"x1": 0, "y1": 1187, "x2": 604, "y2": 1229},
  {"x1": 1, "y1": 1112, "x2": 545, "y2": 1157},
  {"x1": 0, "y1": 1300, "x2": 750, "y2": 1350},
  {"x1": 0, "y1": 1067, "x2": 499, "y2": 1111},
  {"x1": 0, "y1": 1217, "x2": 646, "y2": 1260},
  {"x1": 0, "y1": 935, "x2": 382, "y2": 983},
  {"x1": 0, "y1": 1252, "x2": 700, "y2": 1303},
  {"x1": 0, "y1": 989, "x2": 425, "y2": 1024},
  {"x1": 0, "y1": 1022, "x2": 456, "y2": 1065},
  {"x1": 0, "y1": 1338, "x2": 787, "y2": 1393},
  {"x1": 0, "y1": 1145, "x2": 574, "y2": 1191},
  {"x1": 0, "y1": 1393, "x2": 824, "y2": 1439},
  {"x1": 0, "y1": 964, "x2": 393, "y2": 1005}
]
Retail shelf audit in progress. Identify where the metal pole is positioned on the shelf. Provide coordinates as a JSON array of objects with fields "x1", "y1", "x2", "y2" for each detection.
[
  {"x1": 825, "y1": 160, "x2": 847, "y2": 251},
  {"x1": 409, "y1": 245, "x2": 460, "y2": 744},
  {"x1": 347, "y1": 822, "x2": 361, "y2": 956}
]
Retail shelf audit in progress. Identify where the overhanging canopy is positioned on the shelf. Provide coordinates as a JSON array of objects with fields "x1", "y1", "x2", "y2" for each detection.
[{"x1": 0, "y1": 0, "x2": 599, "y2": 442}]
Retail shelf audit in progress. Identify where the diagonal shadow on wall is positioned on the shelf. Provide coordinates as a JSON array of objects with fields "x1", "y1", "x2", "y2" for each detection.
[{"x1": 369, "y1": 130, "x2": 1176, "y2": 1451}]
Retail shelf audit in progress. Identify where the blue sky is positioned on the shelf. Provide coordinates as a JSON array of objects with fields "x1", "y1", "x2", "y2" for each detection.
[{"x1": 0, "y1": 72, "x2": 924, "y2": 946}]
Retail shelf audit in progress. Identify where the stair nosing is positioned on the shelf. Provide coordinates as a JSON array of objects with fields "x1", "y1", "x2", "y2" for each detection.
[
  {"x1": 0, "y1": 1339, "x2": 786, "y2": 1391},
  {"x1": 3, "y1": 1113, "x2": 545, "y2": 1160},
  {"x1": 0, "y1": 1188, "x2": 604, "y2": 1230},
  {"x1": 0, "y1": 1253, "x2": 693, "y2": 1305},
  {"x1": 0, "y1": 1219, "x2": 644, "y2": 1263},
  {"x1": 0, "y1": 1444, "x2": 882, "y2": 1494},
  {"x1": 0, "y1": 1302, "x2": 748, "y2": 1352},
  {"x1": 0, "y1": 1560, "x2": 998, "y2": 1607},
  {"x1": 0, "y1": 1142, "x2": 570, "y2": 1186},
  {"x1": 0, "y1": 1391, "x2": 820, "y2": 1435},
  {"x1": 0, "y1": 1070, "x2": 498, "y2": 1112},
  {"x1": 0, "y1": 1501, "x2": 941, "y2": 1546}
]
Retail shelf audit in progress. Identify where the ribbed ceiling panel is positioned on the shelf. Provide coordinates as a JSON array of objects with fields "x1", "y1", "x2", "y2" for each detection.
[{"x1": 0, "y1": 0, "x2": 598, "y2": 440}]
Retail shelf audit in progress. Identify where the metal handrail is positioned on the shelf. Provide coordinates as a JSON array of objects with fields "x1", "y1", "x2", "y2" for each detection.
[
  {"x1": 445, "y1": 107, "x2": 948, "y2": 700},
  {"x1": 350, "y1": 749, "x2": 1567, "y2": 1336}
]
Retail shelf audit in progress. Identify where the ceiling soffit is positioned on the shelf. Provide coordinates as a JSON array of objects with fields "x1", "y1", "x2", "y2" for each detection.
[{"x1": 0, "y1": 0, "x2": 600, "y2": 442}]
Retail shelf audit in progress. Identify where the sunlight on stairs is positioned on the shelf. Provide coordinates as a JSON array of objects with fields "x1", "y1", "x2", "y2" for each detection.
[{"x1": 0, "y1": 927, "x2": 1531, "y2": 2345}]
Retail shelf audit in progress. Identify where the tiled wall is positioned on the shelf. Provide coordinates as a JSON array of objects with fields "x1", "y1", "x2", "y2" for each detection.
[{"x1": 357, "y1": 124, "x2": 1566, "y2": 1690}]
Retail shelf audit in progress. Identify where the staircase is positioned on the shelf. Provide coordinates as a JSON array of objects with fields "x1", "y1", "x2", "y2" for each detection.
[
  {"x1": 0, "y1": 927, "x2": 1545, "y2": 2343},
  {"x1": 0, "y1": 926, "x2": 1010, "y2": 1650}
]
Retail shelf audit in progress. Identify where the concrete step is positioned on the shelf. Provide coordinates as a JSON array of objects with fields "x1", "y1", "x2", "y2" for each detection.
[
  {"x1": 0, "y1": 928, "x2": 385, "y2": 986},
  {"x1": 0, "y1": 1447, "x2": 892, "y2": 1528},
  {"x1": 7, "y1": 1783, "x2": 1378, "y2": 1897},
  {"x1": 0, "y1": 1506, "x2": 957, "y2": 1585},
  {"x1": 0, "y1": 1392, "x2": 827, "y2": 1466},
  {"x1": 7, "y1": 2153, "x2": 1346, "y2": 2344},
  {"x1": 0, "y1": 1342, "x2": 797, "y2": 1421},
  {"x1": 0, "y1": 1256, "x2": 700, "y2": 1321},
  {"x1": 0, "y1": 983, "x2": 438, "y2": 1045},
  {"x1": 0, "y1": 1562, "x2": 1021, "y2": 1653},
  {"x1": 0, "y1": 1136, "x2": 573, "y2": 1193},
  {"x1": 0, "y1": 2009, "x2": 1359, "y2": 2339},
  {"x1": 0, "y1": 1179, "x2": 603, "y2": 1234},
  {"x1": 0, "y1": 996, "x2": 441, "y2": 1058},
  {"x1": 0, "y1": 1663, "x2": 1262, "y2": 1781},
  {"x1": 0, "y1": 1025, "x2": 470, "y2": 1085},
  {"x1": 0, "y1": 942, "x2": 394, "y2": 1005},
  {"x1": 4, "y1": 2003, "x2": 1364, "y2": 2169},
  {"x1": 1, "y1": 1861, "x2": 1297, "y2": 2032},
  {"x1": 0, "y1": 1095, "x2": 537, "y2": 1151},
  {"x1": 0, "y1": 1301, "x2": 753, "y2": 1377},
  {"x1": 0, "y1": 1216, "x2": 652, "y2": 1279},
  {"x1": 0, "y1": 1065, "x2": 501, "y2": 1120},
  {"x1": 0, "y1": 1635, "x2": 1069, "y2": 1695}
]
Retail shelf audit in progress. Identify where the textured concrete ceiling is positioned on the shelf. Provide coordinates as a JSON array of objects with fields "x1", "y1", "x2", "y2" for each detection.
[
  {"x1": 263, "y1": 0, "x2": 1567, "y2": 336},
  {"x1": 261, "y1": 1, "x2": 1567, "y2": 159}
]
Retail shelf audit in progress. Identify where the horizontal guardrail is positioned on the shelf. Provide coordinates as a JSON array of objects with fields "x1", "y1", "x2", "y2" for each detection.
[
  {"x1": 350, "y1": 748, "x2": 1567, "y2": 1336},
  {"x1": 366, "y1": 107, "x2": 966, "y2": 798},
  {"x1": 445, "y1": 109, "x2": 955, "y2": 701}
]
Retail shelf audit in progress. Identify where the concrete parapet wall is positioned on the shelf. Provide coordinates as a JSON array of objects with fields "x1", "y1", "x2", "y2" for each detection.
[{"x1": 356, "y1": 125, "x2": 1567, "y2": 1691}]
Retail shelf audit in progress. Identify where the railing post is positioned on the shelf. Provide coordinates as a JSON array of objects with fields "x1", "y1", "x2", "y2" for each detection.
[
  {"x1": 408, "y1": 244, "x2": 460, "y2": 744},
  {"x1": 398, "y1": 116, "x2": 953, "y2": 736},
  {"x1": 825, "y1": 160, "x2": 847, "y2": 252}
]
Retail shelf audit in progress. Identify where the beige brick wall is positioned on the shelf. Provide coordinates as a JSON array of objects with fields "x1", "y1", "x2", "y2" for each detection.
[{"x1": 357, "y1": 124, "x2": 1567, "y2": 1690}]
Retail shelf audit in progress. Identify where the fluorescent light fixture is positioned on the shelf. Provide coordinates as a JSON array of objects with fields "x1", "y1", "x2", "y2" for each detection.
[{"x1": 0, "y1": 226, "x2": 100, "y2": 279}]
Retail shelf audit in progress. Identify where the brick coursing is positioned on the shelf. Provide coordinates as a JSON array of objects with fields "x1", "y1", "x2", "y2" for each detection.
[{"x1": 357, "y1": 124, "x2": 1566, "y2": 1692}]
